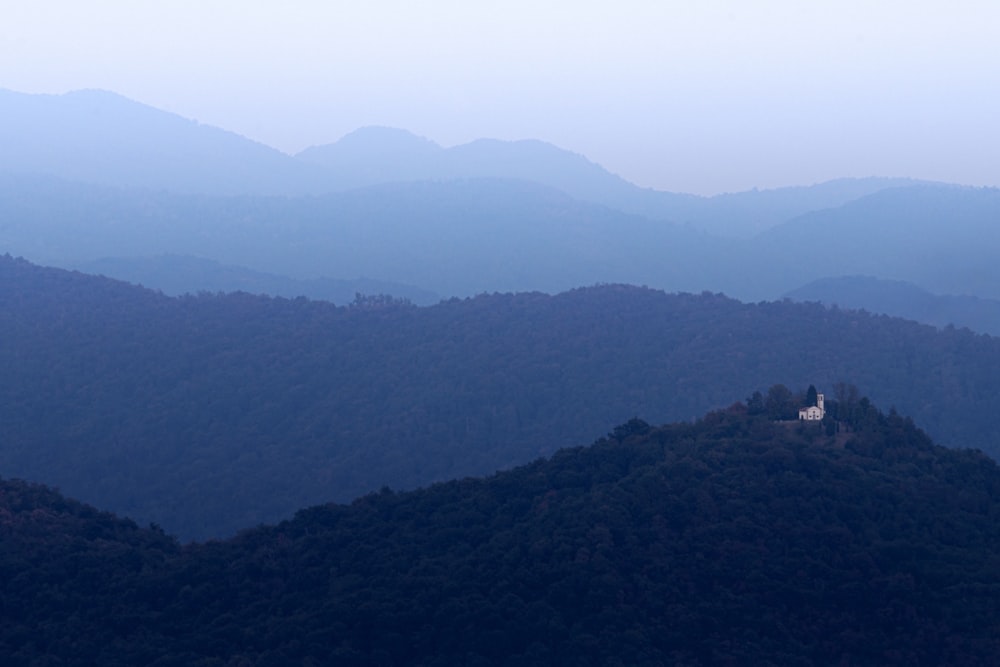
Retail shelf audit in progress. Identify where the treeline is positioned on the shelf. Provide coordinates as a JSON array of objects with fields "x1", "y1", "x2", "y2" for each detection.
[
  {"x1": 3, "y1": 403, "x2": 1000, "y2": 665},
  {"x1": 4, "y1": 255, "x2": 1000, "y2": 538}
]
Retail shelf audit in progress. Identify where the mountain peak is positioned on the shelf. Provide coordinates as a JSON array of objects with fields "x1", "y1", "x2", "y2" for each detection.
[
  {"x1": 337, "y1": 125, "x2": 440, "y2": 148},
  {"x1": 0, "y1": 87, "x2": 328, "y2": 196},
  {"x1": 62, "y1": 88, "x2": 135, "y2": 103},
  {"x1": 297, "y1": 125, "x2": 442, "y2": 164}
]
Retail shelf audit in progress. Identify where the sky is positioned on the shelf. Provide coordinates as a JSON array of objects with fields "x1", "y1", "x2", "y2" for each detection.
[{"x1": 2, "y1": 1, "x2": 998, "y2": 195}]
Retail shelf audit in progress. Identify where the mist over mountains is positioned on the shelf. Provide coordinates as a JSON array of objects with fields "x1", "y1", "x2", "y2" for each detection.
[
  {"x1": 300, "y1": 127, "x2": 929, "y2": 238},
  {"x1": 752, "y1": 185, "x2": 1000, "y2": 298},
  {"x1": 5, "y1": 86, "x2": 1000, "y2": 664},
  {"x1": 3, "y1": 87, "x2": 997, "y2": 319},
  {"x1": 1, "y1": 89, "x2": 923, "y2": 236},
  {"x1": 0, "y1": 89, "x2": 329, "y2": 196},
  {"x1": 5, "y1": 88, "x2": 1000, "y2": 533},
  {"x1": 2, "y1": 171, "x2": 997, "y2": 309},
  {"x1": 786, "y1": 276, "x2": 1000, "y2": 337}
]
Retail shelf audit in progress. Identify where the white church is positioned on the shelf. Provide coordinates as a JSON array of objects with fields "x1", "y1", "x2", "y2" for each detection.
[{"x1": 798, "y1": 393, "x2": 825, "y2": 421}]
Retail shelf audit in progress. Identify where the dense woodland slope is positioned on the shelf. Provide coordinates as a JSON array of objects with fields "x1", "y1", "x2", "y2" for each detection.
[
  {"x1": 3, "y1": 404, "x2": 1000, "y2": 665},
  {"x1": 4, "y1": 255, "x2": 1000, "y2": 540}
]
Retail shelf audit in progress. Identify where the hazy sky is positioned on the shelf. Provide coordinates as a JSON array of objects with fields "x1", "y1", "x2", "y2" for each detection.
[{"x1": 2, "y1": 1, "x2": 998, "y2": 194}]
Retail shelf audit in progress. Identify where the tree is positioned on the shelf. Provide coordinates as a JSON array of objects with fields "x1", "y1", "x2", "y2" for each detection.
[
  {"x1": 765, "y1": 384, "x2": 797, "y2": 420},
  {"x1": 806, "y1": 385, "x2": 818, "y2": 407},
  {"x1": 746, "y1": 390, "x2": 765, "y2": 415}
]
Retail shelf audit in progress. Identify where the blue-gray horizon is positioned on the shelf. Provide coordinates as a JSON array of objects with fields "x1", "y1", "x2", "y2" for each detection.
[{"x1": 2, "y1": 1, "x2": 997, "y2": 196}]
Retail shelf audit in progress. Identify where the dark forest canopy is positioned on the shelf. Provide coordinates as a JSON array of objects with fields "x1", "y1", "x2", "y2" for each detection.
[
  {"x1": 4, "y1": 254, "x2": 1000, "y2": 539},
  {"x1": 3, "y1": 404, "x2": 1000, "y2": 665}
]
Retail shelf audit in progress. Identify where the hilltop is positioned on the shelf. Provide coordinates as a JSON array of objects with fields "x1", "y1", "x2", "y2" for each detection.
[{"x1": 3, "y1": 402, "x2": 1000, "y2": 665}]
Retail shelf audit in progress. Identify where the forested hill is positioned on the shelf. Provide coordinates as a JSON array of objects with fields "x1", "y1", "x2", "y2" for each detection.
[
  {"x1": 4, "y1": 405, "x2": 1000, "y2": 665},
  {"x1": 5, "y1": 255, "x2": 1000, "y2": 540}
]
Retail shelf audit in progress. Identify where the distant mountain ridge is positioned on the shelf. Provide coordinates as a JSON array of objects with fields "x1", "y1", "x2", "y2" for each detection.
[
  {"x1": 0, "y1": 172, "x2": 727, "y2": 298},
  {"x1": 0, "y1": 88, "x2": 331, "y2": 195},
  {"x1": 297, "y1": 126, "x2": 670, "y2": 214},
  {"x1": 750, "y1": 185, "x2": 1000, "y2": 299},
  {"x1": 1, "y1": 88, "x2": 935, "y2": 238},
  {"x1": 786, "y1": 275, "x2": 1000, "y2": 336},
  {"x1": 4, "y1": 170, "x2": 997, "y2": 302},
  {"x1": 4, "y1": 88, "x2": 997, "y2": 304},
  {"x1": 298, "y1": 126, "x2": 930, "y2": 237}
]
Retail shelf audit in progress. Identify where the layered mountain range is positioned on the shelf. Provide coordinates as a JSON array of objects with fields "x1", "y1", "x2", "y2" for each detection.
[
  {"x1": 4, "y1": 255, "x2": 1000, "y2": 540},
  {"x1": 5, "y1": 88, "x2": 1000, "y2": 665},
  {"x1": 4, "y1": 88, "x2": 997, "y2": 323},
  {"x1": 1, "y1": 88, "x2": 924, "y2": 235}
]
